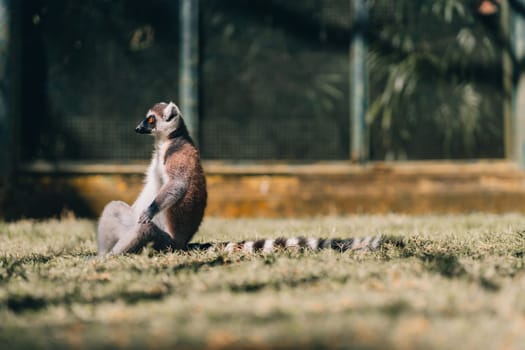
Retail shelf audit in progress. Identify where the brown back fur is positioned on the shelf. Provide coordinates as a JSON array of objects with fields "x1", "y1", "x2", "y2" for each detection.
[{"x1": 164, "y1": 140, "x2": 207, "y2": 247}]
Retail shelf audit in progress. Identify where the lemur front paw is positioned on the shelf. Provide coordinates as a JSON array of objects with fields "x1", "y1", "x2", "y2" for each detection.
[
  {"x1": 138, "y1": 210, "x2": 153, "y2": 224},
  {"x1": 138, "y1": 201, "x2": 159, "y2": 224}
]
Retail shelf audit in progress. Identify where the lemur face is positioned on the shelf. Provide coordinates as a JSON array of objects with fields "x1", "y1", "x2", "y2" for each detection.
[{"x1": 135, "y1": 102, "x2": 181, "y2": 136}]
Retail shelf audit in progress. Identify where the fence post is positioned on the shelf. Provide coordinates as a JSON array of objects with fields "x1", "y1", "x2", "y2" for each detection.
[
  {"x1": 350, "y1": 0, "x2": 368, "y2": 162},
  {"x1": 512, "y1": 6, "x2": 525, "y2": 168},
  {"x1": 0, "y1": 0, "x2": 10, "y2": 189},
  {"x1": 502, "y1": 1, "x2": 514, "y2": 160},
  {"x1": 179, "y1": 0, "x2": 200, "y2": 144}
]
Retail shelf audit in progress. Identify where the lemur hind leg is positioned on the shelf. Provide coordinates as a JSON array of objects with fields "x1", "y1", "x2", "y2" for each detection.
[
  {"x1": 97, "y1": 201, "x2": 136, "y2": 255},
  {"x1": 110, "y1": 222, "x2": 178, "y2": 254},
  {"x1": 97, "y1": 200, "x2": 180, "y2": 255}
]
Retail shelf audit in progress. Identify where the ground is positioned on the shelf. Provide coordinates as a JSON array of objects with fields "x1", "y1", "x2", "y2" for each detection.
[{"x1": 1, "y1": 214, "x2": 525, "y2": 349}]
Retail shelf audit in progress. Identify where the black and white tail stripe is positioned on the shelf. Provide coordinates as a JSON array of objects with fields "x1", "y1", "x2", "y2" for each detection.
[{"x1": 188, "y1": 235, "x2": 382, "y2": 253}]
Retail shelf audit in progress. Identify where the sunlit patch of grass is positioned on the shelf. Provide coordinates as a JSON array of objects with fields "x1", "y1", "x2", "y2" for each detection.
[{"x1": 1, "y1": 214, "x2": 525, "y2": 349}]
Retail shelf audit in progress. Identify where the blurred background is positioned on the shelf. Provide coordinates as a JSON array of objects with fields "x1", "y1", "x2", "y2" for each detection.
[{"x1": 2, "y1": 0, "x2": 525, "y2": 219}]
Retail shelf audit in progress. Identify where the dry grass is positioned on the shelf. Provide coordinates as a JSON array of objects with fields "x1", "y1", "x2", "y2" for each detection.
[{"x1": 1, "y1": 214, "x2": 525, "y2": 349}]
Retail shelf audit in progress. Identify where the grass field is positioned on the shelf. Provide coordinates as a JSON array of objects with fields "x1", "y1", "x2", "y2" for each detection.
[{"x1": 1, "y1": 214, "x2": 525, "y2": 349}]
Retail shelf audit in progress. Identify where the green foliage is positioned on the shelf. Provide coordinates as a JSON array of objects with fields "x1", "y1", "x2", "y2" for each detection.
[
  {"x1": 1, "y1": 215, "x2": 525, "y2": 348},
  {"x1": 367, "y1": 0, "x2": 503, "y2": 159}
]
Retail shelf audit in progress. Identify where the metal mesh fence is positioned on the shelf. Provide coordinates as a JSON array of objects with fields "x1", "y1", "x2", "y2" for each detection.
[
  {"x1": 19, "y1": 0, "x2": 505, "y2": 161},
  {"x1": 200, "y1": 0, "x2": 351, "y2": 159},
  {"x1": 20, "y1": 0, "x2": 180, "y2": 160}
]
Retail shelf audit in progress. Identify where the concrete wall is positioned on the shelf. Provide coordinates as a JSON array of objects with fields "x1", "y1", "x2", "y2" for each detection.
[{"x1": 4, "y1": 160, "x2": 525, "y2": 219}]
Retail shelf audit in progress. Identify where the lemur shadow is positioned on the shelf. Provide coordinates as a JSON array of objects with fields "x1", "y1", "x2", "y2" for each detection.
[
  {"x1": 379, "y1": 235, "x2": 467, "y2": 277},
  {"x1": 379, "y1": 235, "x2": 503, "y2": 291}
]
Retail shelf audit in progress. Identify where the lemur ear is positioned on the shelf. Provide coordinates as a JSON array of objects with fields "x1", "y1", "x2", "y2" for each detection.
[{"x1": 163, "y1": 102, "x2": 181, "y2": 121}]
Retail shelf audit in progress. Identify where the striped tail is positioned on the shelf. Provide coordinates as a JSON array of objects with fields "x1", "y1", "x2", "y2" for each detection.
[{"x1": 187, "y1": 235, "x2": 383, "y2": 254}]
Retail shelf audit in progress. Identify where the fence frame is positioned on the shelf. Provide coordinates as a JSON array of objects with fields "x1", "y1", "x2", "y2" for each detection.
[
  {"x1": 511, "y1": 1, "x2": 525, "y2": 167},
  {"x1": 0, "y1": 0, "x2": 10, "y2": 182}
]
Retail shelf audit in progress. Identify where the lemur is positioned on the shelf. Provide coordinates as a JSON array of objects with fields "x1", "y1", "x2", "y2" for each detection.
[
  {"x1": 97, "y1": 102, "x2": 383, "y2": 256},
  {"x1": 97, "y1": 101, "x2": 207, "y2": 255}
]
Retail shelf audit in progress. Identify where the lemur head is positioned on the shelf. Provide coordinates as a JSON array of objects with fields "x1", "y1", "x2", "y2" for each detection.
[{"x1": 135, "y1": 102, "x2": 183, "y2": 137}]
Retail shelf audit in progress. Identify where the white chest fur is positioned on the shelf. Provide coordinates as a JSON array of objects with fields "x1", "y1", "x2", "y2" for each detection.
[
  {"x1": 131, "y1": 140, "x2": 171, "y2": 229},
  {"x1": 157, "y1": 141, "x2": 171, "y2": 185}
]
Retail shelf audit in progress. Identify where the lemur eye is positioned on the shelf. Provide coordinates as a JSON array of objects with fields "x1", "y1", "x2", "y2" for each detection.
[{"x1": 147, "y1": 116, "x2": 155, "y2": 124}]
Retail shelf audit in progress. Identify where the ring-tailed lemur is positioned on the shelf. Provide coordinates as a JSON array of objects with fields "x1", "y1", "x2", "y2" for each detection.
[
  {"x1": 96, "y1": 102, "x2": 382, "y2": 255},
  {"x1": 97, "y1": 101, "x2": 207, "y2": 255}
]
